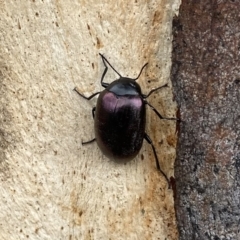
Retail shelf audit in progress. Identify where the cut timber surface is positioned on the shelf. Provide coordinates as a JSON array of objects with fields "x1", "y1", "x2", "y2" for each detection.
[{"x1": 0, "y1": 1, "x2": 180, "y2": 239}]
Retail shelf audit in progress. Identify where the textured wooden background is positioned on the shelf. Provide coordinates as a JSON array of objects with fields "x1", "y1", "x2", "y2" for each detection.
[{"x1": 0, "y1": 1, "x2": 180, "y2": 239}]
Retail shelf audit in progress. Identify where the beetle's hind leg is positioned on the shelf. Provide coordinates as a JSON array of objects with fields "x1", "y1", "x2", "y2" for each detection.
[
  {"x1": 92, "y1": 107, "x2": 96, "y2": 118},
  {"x1": 99, "y1": 53, "x2": 110, "y2": 88},
  {"x1": 144, "y1": 133, "x2": 170, "y2": 188}
]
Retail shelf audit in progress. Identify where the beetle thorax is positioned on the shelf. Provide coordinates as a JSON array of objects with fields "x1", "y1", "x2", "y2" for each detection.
[{"x1": 107, "y1": 77, "x2": 142, "y2": 96}]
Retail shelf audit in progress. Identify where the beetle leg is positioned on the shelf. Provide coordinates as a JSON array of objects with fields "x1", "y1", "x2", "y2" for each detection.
[
  {"x1": 99, "y1": 54, "x2": 109, "y2": 88},
  {"x1": 73, "y1": 87, "x2": 101, "y2": 100},
  {"x1": 92, "y1": 107, "x2": 96, "y2": 119},
  {"x1": 144, "y1": 133, "x2": 170, "y2": 188},
  {"x1": 142, "y1": 84, "x2": 168, "y2": 98},
  {"x1": 145, "y1": 101, "x2": 179, "y2": 121},
  {"x1": 82, "y1": 138, "x2": 96, "y2": 145},
  {"x1": 100, "y1": 53, "x2": 120, "y2": 88},
  {"x1": 99, "y1": 53, "x2": 122, "y2": 86},
  {"x1": 133, "y1": 63, "x2": 148, "y2": 81}
]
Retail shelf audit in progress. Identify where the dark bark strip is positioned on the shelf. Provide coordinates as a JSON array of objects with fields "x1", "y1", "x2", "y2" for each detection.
[{"x1": 171, "y1": 1, "x2": 240, "y2": 239}]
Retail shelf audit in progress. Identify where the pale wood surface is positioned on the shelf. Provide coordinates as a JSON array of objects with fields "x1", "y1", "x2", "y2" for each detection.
[{"x1": 0, "y1": 1, "x2": 180, "y2": 239}]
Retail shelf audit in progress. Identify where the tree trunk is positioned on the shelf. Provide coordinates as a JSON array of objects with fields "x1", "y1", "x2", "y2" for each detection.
[
  {"x1": 0, "y1": 1, "x2": 180, "y2": 239},
  {"x1": 171, "y1": 1, "x2": 240, "y2": 239}
]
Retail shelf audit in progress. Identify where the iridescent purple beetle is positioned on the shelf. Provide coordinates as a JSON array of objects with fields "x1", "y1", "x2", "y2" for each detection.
[{"x1": 74, "y1": 54, "x2": 177, "y2": 185}]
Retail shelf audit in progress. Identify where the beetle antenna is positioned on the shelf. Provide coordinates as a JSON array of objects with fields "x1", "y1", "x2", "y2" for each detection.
[
  {"x1": 99, "y1": 53, "x2": 122, "y2": 77},
  {"x1": 133, "y1": 63, "x2": 148, "y2": 81}
]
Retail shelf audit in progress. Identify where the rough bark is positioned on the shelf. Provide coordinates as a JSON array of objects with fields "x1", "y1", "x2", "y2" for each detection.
[
  {"x1": 171, "y1": 1, "x2": 240, "y2": 239},
  {"x1": 0, "y1": 1, "x2": 180, "y2": 239}
]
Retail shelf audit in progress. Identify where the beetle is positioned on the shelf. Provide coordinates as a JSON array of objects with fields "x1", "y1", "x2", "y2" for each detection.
[{"x1": 74, "y1": 53, "x2": 177, "y2": 186}]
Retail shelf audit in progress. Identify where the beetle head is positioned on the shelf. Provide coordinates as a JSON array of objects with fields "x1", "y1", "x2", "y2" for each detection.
[{"x1": 107, "y1": 78, "x2": 142, "y2": 96}]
